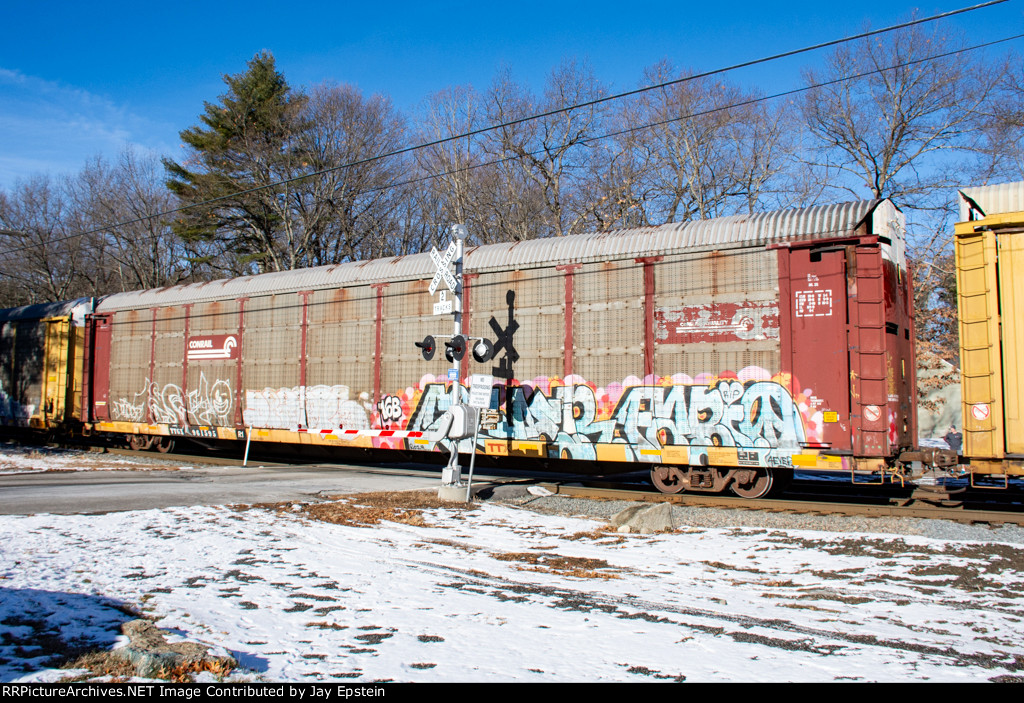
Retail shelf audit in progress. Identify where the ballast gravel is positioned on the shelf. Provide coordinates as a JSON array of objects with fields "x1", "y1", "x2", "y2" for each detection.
[{"x1": 491, "y1": 490, "x2": 1024, "y2": 545}]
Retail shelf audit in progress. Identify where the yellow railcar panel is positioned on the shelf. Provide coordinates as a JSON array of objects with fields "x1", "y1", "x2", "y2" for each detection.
[
  {"x1": 997, "y1": 231, "x2": 1024, "y2": 454},
  {"x1": 43, "y1": 318, "x2": 71, "y2": 426},
  {"x1": 954, "y1": 227, "x2": 1003, "y2": 458}
]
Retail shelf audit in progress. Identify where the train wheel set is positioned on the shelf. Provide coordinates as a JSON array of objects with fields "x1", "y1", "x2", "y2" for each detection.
[{"x1": 1, "y1": 184, "x2": 1022, "y2": 497}]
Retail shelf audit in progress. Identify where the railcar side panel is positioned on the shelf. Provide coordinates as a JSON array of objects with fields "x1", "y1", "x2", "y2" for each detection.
[
  {"x1": 108, "y1": 310, "x2": 151, "y2": 424},
  {"x1": 849, "y1": 243, "x2": 892, "y2": 456},
  {"x1": 779, "y1": 246, "x2": 853, "y2": 453},
  {"x1": 307, "y1": 287, "x2": 375, "y2": 414},
  {"x1": 997, "y1": 228, "x2": 1024, "y2": 454},
  {"x1": 153, "y1": 306, "x2": 186, "y2": 425},
  {"x1": 185, "y1": 301, "x2": 238, "y2": 428},
  {"x1": 883, "y1": 252, "x2": 917, "y2": 452},
  {"x1": 40, "y1": 317, "x2": 73, "y2": 427},
  {"x1": 955, "y1": 228, "x2": 1004, "y2": 459},
  {"x1": 242, "y1": 294, "x2": 302, "y2": 429},
  {"x1": 6, "y1": 321, "x2": 45, "y2": 426}
]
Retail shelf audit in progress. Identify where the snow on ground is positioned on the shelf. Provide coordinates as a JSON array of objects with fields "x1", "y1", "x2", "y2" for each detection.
[
  {"x1": 1, "y1": 453, "x2": 1023, "y2": 682},
  {"x1": 0, "y1": 445, "x2": 194, "y2": 474}
]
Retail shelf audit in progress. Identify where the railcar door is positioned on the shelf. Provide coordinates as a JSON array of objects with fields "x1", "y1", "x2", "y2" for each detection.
[
  {"x1": 41, "y1": 317, "x2": 72, "y2": 426},
  {"x1": 87, "y1": 314, "x2": 113, "y2": 422},
  {"x1": 778, "y1": 246, "x2": 853, "y2": 452}
]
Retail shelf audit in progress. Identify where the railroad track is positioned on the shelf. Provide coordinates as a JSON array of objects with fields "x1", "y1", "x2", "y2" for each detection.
[
  {"x1": 42, "y1": 444, "x2": 1024, "y2": 526},
  {"x1": 540, "y1": 481, "x2": 1024, "y2": 526}
]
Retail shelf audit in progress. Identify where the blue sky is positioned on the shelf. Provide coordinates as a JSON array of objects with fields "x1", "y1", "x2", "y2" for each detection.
[{"x1": 1, "y1": 0, "x2": 1021, "y2": 189}]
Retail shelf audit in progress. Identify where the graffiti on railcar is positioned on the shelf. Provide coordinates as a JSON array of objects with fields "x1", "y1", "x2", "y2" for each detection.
[
  {"x1": 655, "y1": 301, "x2": 779, "y2": 343},
  {"x1": 244, "y1": 384, "x2": 371, "y2": 430},
  {"x1": 389, "y1": 367, "x2": 818, "y2": 465},
  {"x1": 111, "y1": 373, "x2": 233, "y2": 426},
  {"x1": 0, "y1": 383, "x2": 33, "y2": 425}
]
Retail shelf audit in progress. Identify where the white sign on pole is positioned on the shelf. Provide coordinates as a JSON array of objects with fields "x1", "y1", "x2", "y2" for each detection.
[
  {"x1": 468, "y1": 374, "x2": 494, "y2": 409},
  {"x1": 433, "y1": 289, "x2": 454, "y2": 315},
  {"x1": 428, "y1": 241, "x2": 459, "y2": 295}
]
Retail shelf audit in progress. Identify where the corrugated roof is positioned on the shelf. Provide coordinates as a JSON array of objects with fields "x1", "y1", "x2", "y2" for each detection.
[
  {"x1": 0, "y1": 298, "x2": 96, "y2": 325},
  {"x1": 97, "y1": 200, "x2": 895, "y2": 312},
  {"x1": 959, "y1": 181, "x2": 1024, "y2": 221}
]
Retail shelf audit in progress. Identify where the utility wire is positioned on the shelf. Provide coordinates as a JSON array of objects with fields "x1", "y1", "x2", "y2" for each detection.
[
  {"x1": 0, "y1": 0, "x2": 1010, "y2": 259},
  {"x1": 301, "y1": 32, "x2": 1024, "y2": 216}
]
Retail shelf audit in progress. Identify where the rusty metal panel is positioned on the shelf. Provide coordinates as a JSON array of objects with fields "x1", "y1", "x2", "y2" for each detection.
[
  {"x1": 87, "y1": 315, "x2": 112, "y2": 422},
  {"x1": 242, "y1": 294, "x2": 302, "y2": 429},
  {"x1": 465, "y1": 268, "x2": 564, "y2": 386},
  {"x1": 305, "y1": 287, "x2": 375, "y2": 405},
  {"x1": 955, "y1": 227, "x2": 1002, "y2": 458},
  {"x1": 379, "y1": 279, "x2": 439, "y2": 422},
  {"x1": 184, "y1": 301, "x2": 237, "y2": 427},
  {"x1": 107, "y1": 310, "x2": 151, "y2": 423},
  {"x1": 778, "y1": 247, "x2": 852, "y2": 451},
  {"x1": 654, "y1": 249, "x2": 781, "y2": 376},
  {"x1": 149, "y1": 307, "x2": 185, "y2": 424},
  {"x1": 882, "y1": 255, "x2": 916, "y2": 450},
  {"x1": 573, "y1": 261, "x2": 642, "y2": 390},
  {"x1": 997, "y1": 230, "x2": 1024, "y2": 454}
]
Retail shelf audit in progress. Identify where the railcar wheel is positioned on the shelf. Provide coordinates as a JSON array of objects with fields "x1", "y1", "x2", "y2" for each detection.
[
  {"x1": 155, "y1": 437, "x2": 175, "y2": 454},
  {"x1": 127, "y1": 434, "x2": 151, "y2": 451},
  {"x1": 730, "y1": 469, "x2": 774, "y2": 499},
  {"x1": 651, "y1": 465, "x2": 686, "y2": 494}
]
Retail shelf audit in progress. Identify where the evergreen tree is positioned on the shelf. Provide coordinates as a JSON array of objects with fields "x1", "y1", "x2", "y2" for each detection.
[{"x1": 164, "y1": 51, "x2": 308, "y2": 274}]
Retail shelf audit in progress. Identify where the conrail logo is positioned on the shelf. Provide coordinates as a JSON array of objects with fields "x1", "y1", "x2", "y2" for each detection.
[{"x1": 186, "y1": 334, "x2": 239, "y2": 361}]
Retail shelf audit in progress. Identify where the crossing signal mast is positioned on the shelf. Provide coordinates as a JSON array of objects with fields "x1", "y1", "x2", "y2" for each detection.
[{"x1": 417, "y1": 225, "x2": 495, "y2": 499}]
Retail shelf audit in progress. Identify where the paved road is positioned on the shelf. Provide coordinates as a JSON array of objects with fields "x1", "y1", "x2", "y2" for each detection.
[{"x1": 0, "y1": 461, "x2": 447, "y2": 515}]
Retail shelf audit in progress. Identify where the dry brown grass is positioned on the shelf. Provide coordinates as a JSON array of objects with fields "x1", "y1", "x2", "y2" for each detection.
[
  {"x1": 62, "y1": 651, "x2": 137, "y2": 681},
  {"x1": 302, "y1": 491, "x2": 479, "y2": 527},
  {"x1": 62, "y1": 651, "x2": 235, "y2": 682},
  {"x1": 491, "y1": 551, "x2": 621, "y2": 579}
]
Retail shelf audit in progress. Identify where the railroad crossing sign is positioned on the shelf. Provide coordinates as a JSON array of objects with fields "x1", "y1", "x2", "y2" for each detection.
[
  {"x1": 429, "y1": 240, "x2": 459, "y2": 295},
  {"x1": 433, "y1": 290, "x2": 455, "y2": 315}
]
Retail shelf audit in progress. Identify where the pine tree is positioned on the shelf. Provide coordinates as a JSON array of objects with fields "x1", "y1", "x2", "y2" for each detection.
[{"x1": 164, "y1": 51, "x2": 308, "y2": 274}]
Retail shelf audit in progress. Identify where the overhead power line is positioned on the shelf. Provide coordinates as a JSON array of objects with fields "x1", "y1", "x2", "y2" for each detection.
[
  {"x1": 328, "y1": 32, "x2": 1024, "y2": 206},
  {"x1": 0, "y1": 0, "x2": 1011, "y2": 260}
]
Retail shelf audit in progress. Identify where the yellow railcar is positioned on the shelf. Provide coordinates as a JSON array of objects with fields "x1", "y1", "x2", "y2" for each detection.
[
  {"x1": 956, "y1": 183, "x2": 1024, "y2": 477},
  {"x1": 0, "y1": 300, "x2": 92, "y2": 431}
]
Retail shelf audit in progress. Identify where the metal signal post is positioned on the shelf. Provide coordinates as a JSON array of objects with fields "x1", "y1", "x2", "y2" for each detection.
[{"x1": 418, "y1": 225, "x2": 494, "y2": 498}]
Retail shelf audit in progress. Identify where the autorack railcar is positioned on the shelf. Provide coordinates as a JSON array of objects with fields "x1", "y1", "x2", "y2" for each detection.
[
  {"x1": 0, "y1": 298, "x2": 93, "y2": 433},
  {"x1": 72, "y1": 198, "x2": 917, "y2": 497},
  {"x1": 955, "y1": 182, "x2": 1024, "y2": 481}
]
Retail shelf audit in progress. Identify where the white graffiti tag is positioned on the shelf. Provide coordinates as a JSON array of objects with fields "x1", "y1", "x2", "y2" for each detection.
[
  {"x1": 112, "y1": 373, "x2": 234, "y2": 426},
  {"x1": 244, "y1": 385, "x2": 371, "y2": 430}
]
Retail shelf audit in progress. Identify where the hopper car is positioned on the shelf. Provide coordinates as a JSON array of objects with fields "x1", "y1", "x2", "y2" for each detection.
[{"x1": 1, "y1": 188, "x2": 1009, "y2": 497}]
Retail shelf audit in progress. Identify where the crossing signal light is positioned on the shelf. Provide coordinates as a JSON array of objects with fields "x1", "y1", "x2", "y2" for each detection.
[
  {"x1": 445, "y1": 334, "x2": 467, "y2": 362},
  {"x1": 415, "y1": 335, "x2": 436, "y2": 361},
  {"x1": 472, "y1": 338, "x2": 494, "y2": 363}
]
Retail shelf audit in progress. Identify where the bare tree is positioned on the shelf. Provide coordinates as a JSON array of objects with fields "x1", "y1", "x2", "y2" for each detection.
[
  {"x1": 297, "y1": 82, "x2": 408, "y2": 264},
  {"x1": 801, "y1": 23, "x2": 998, "y2": 211},
  {"x1": 483, "y1": 61, "x2": 608, "y2": 239},
  {"x1": 416, "y1": 86, "x2": 484, "y2": 231},
  {"x1": 67, "y1": 149, "x2": 201, "y2": 292},
  {"x1": 975, "y1": 54, "x2": 1024, "y2": 183},
  {"x1": 0, "y1": 175, "x2": 98, "y2": 304},
  {"x1": 621, "y1": 60, "x2": 796, "y2": 225}
]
